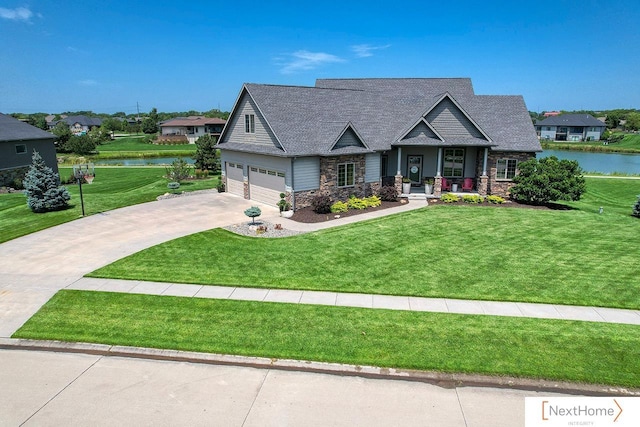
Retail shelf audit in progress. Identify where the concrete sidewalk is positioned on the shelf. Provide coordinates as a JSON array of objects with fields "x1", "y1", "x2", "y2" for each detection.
[
  {"x1": 1, "y1": 348, "x2": 571, "y2": 427},
  {"x1": 69, "y1": 277, "x2": 640, "y2": 325}
]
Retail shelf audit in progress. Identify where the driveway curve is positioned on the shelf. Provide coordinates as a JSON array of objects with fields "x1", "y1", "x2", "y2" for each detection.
[{"x1": 0, "y1": 192, "x2": 278, "y2": 337}]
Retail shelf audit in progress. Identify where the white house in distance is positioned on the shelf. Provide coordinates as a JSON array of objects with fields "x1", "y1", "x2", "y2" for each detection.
[
  {"x1": 536, "y1": 114, "x2": 606, "y2": 141},
  {"x1": 159, "y1": 116, "x2": 226, "y2": 144}
]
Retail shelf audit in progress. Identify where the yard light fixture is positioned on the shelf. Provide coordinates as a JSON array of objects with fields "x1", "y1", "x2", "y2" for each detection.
[
  {"x1": 599, "y1": 206, "x2": 603, "y2": 214},
  {"x1": 73, "y1": 163, "x2": 95, "y2": 216}
]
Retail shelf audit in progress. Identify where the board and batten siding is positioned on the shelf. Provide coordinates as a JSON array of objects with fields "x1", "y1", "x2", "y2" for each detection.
[
  {"x1": 226, "y1": 92, "x2": 282, "y2": 149},
  {"x1": 426, "y1": 98, "x2": 484, "y2": 139},
  {"x1": 365, "y1": 153, "x2": 380, "y2": 183},
  {"x1": 292, "y1": 157, "x2": 319, "y2": 191},
  {"x1": 404, "y1": 121, "x2": 438, "y2": 139}
]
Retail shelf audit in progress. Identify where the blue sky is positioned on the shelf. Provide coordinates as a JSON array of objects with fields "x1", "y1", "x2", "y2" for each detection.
[{"x1": 1, "y1": 0, "x2": 639, "y2": 115}]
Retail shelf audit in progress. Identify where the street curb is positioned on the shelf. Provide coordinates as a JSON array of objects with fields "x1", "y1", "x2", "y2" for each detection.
[{"x1": 2, "y1": 338, "x2": 638, "y2": 397}]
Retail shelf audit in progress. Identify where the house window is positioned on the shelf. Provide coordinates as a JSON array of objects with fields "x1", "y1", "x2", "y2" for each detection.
[
  {"x1": 244, "y1": 114, "x2": 255, "y2": 133},
  {"x1": 570, "y1": 127, "x2": 582, "y2": 133},
  {"x1": 545, "y1": 127, "x2": 551, "y2": 131},
  {"x1": 443, "y1": 148, "x2": 464, "y2": 177},
  {"x1": 337, "y1": 163, "x2": 355, "y2": 187},
  {"x1": 381, "y1": 155, "x2": 388, "y2": 177},
  {"x1": 15, "y1": 144, "x2": 27, "y2": 154},
  {"x1": 496, "y1": 159, "x2": 517, "y2": 180}
]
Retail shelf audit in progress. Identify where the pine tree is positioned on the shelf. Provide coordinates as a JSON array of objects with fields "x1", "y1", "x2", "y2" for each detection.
[
  {"x1": 193, "y1": 134, "x2": 219, "y2": 172},
  {"x1": 633, "y1": 195, "x2": 640, "y2": 218},
  {"x1": 24, "y1": 151, "x2": 71, "y2": 213}
]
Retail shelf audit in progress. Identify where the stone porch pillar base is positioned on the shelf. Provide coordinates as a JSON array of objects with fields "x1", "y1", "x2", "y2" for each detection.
[
  {"x1": 478, "y1": 175, "x2": 488, "y2": 196},
  {"x1": 394, "y1": 175, "x2": 403, "y2": 196},
  {"x1": 434, "y1": 176, "x2": 443, "y2": 197}
]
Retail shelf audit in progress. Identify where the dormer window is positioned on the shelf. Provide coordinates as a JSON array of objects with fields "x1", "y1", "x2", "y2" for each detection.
[{"x1": 245, "y1": 114, "x2": 255, "y2": 133}]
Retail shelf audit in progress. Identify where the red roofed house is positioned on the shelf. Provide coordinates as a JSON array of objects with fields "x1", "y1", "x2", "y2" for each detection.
[{"x1": 159, "y1": 116, "x2": 226, "y2": 144}]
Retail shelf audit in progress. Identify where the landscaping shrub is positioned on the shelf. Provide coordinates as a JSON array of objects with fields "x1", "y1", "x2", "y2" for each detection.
[
  {"x1": 167, "y1": 182, "x2": 180, "y2": 190},
  {"x1": 365, "y1": 195, "x2": 382, "y2": 207},
  {"x1": 23, "y1": 151, "x2": 70, "y2": 213},
  {"x1": 510, "y1": 156, "x2": 586, "y2": 205},
  {"x1": 216, "y1": 180, "x2": 225, "y2": 193},
  {"x1": 330, "y1": 201, "x2": 348, "y2": 213},
  {"x1": 194, "y1": 169, "x2": 209, "y2": 179},
  {"x1": 633, "y1": 195, "x2": 640, "y2": 218},
  {"x1": 486, "y1": 195, "x2": 506, "y2": 204},
  {"x1": 311, "y1": 193, "x2": 332, "y2": 214},
  {"x1": 441, "y1": 193, "x2": 460, "y2": 203},
  {"x1": 347, "y1": 195, "x2": 368, "y2": 210},
  {"x1": 378, "y1": 185, "x2": 397, "y2": 202},
  {"x1": 462, "y1": 195, "x2": 484, "y2": 204},
  {"x1": 165, "y1": 158, "x2": 192, "y2": 183},
  {"x1": 244, "y1": 206, "x2": 261, "y2": 224}
]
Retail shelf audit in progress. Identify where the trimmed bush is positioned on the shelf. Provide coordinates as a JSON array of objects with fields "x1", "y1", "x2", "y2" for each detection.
[
  {"x1": 633, "y1": 195, "x2": 640, "y2": 218},
  {"x1": 365, "y1": 195, "x2": 382, "y2": 207},
  {"x1": 462, "y1": 195, "x2": 484, "y2": 204},
  {"x1": 330, "y1": 201, "x2": 349, "y2": 213},
  {"x1": 378, "y1": 185, "x2": 397, "y2": 202},
  {"x1": 486, "y1": 195, "x2": 506, "y2": 204},
  {"x1": 216, "y1": 180, "x2": 225, "y2": 193},
  {"x1": 244, "y1": 206, "x2": 261, "y2": 224},
  {"x1": 510, "y1": 156, "x2": 586, "y2": 205},
  {"x1": 312, "y1": 193, "x2": 332, "y2": 214},
  {"x1": 441, "y1": 193, "x2": 460, "y2": 203},
  {"x1": 167, "y1": 182, "x2": 180, "y2": 190},
  {"x1": 347, "y1": 196, "x2": 368, "y2": 210}
]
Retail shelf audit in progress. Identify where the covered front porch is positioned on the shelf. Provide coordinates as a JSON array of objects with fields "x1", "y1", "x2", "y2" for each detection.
[{"x1": 382, "y1": 145, "x2": 492, "y2": 197}]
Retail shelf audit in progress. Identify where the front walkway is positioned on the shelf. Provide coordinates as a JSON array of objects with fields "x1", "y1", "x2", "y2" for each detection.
[{"x1": 69, "y1": 277, "x2": 640, "y2": 325}]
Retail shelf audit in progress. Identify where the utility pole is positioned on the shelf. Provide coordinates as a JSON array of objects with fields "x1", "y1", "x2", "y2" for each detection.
[{"x1": 136, "y1": 102, "x2": 140, "y2": 135}]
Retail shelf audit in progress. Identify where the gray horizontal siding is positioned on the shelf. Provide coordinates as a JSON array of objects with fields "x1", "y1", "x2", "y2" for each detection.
[
  {"x1": 426, "y1": 98, "x2": 483, "y2": 139},
  {"x1": 365, "y1": 153, "x2": 380, "y2": 183},
  {"x1": 293, "y1": 157, "x2": 319, "y2": 191}
]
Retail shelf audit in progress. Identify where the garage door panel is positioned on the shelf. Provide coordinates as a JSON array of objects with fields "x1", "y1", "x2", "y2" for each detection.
[
  {"x1": 249, "y1": 167, "x2": 285, "y2": 205},
  {"x1": 226, "y1": 163, "x2": 244, "y2": 196}
]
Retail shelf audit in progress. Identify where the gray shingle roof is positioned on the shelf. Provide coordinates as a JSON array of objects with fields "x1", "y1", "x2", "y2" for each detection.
[
  {"x1": 219, "y1": 79, "x2": 541, "y2": 156},
  {"x1": 57, "y1": 115, "x2": 103, "y2": 127},
  {"x1": 536, "y1": 114, "x2": 605, "y2": 127},
  {"x1": 0, "y1": 113, "x2": 55, "y2": 142}
]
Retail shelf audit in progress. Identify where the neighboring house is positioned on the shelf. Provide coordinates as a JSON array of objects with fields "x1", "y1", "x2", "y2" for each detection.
[
  {"x1": 50, "y1": 115, "x2": 103, "y2": 135},
  {"x1": 159, "y1": 116, "x2": 226, "y2": 144},
  {"x1": 0, "y1": 113, "x2": 59, "y2": 187},
  {"x1": 217, "y1": 78, "x2": 541, "y2": 208},
  {"x1": 536, "y1": 114, "x2": 606, "y2": 141}
]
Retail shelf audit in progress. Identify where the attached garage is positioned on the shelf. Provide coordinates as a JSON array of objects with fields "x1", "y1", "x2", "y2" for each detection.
[
  {"x1": 225, "y1": 162, "x2": 244, "y2": 197},
  {"x1": 248, "y1": 166, "x2": 285, "y2": 205}
]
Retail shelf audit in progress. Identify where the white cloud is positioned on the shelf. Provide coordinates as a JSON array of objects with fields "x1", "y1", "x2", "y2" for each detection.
[
  {"x1": 351, "y1": 44, "x2": 391, "y2": 58},
  {"x1": 78, "y1": 79, "x2": 98, "y2": 86},
  {"x1": 0, "y1": 7, "x2": 34, "y2": 22},
  {"x1": 279, "y1": 50, "x2": 345, "y2": 74}
]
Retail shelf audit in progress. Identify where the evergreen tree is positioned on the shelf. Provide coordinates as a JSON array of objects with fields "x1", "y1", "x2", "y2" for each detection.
[
  {"x1": 510, "y1": 156, "x2": 586, "y2": 205},
  {"x1": 633, "y1": 196, "x2": 640, "y2": 218},
  {"x1": 24, "y1": 151, "x2": 70, "y2": 213},
  {"x1": 193, "y1": 134, "x2": 219, "y2": 172}
]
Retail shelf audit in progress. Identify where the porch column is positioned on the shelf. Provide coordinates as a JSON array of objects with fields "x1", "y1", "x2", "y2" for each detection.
[
  {"x1": 394, "y1": 147, "x2": 403, "y2": 196},
  {"x1": 436, "y1": 147, "x2": 443, "y2": 177},
  {"x1": 482, "y1": 147, "x2": 488, "y2": 176}
]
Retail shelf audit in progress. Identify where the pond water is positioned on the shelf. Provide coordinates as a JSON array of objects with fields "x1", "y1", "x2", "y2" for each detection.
[
  {"x1": 94, "y1": 157, "x2": 195, "y2": 166},
  {"x1": 541, "y1": 149, "x2": 640, "y2": 175}
]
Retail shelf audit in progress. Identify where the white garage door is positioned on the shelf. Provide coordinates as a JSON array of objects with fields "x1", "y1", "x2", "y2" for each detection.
[
  {"x1": 249, "y1": 166, "x2": 285, "y2": 205},
  {"x1": 226, "y1": 162, "x2": 244, "y2": 197}
]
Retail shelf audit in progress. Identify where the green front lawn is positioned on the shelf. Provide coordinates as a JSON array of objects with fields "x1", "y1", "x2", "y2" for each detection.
[
  {"x1": 89, "y1": 178, "x2": 640, "y2": 309},
  {"x1": 0, "y1": 167, "x2": 218, "y2": 244},
  {"x1": 14, "y1": 290, "x2": 640, "y2": 387}
]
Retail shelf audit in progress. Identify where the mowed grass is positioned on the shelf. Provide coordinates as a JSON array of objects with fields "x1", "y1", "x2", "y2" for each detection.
[
  {"x1": 14, "y1": 290, "x2": 640, "y2": 387},
  {"x1": 94, "y1": 136, "x2": 196, "y2": 159},
  {"x1": 0, "y1": 167, "x2": 218, "y2": 243},
  {"x1": 89, "y1": 177, "x2": 640, "y2": 309}
]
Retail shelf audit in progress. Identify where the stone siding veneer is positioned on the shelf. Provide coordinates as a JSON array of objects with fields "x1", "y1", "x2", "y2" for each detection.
[{"x1": 486, "y1": 151, "x2": 535, "y2": 198}]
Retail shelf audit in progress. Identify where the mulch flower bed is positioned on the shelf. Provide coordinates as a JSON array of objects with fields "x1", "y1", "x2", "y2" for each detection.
[{"x1": 290, "y1": 198, "x2": 564, "y2": 223}]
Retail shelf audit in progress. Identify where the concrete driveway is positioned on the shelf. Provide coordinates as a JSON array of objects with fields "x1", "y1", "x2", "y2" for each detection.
[{"x1": 0, "y1": 192, "x2": 278, "y2": 337}]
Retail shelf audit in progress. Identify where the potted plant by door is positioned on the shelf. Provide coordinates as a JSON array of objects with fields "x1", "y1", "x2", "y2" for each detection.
[
  {"x1": 277, "y1": 193, "x2": 293, "y2": 218},
  {"x1": 423, "y1": 178, "x2": 434, "y2": 195},
  {"x1": 402, "y1": 177, "x2": 412, "y2": 194}
]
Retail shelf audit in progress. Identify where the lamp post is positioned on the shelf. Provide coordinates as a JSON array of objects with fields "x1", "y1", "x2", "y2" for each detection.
[{"x1": 72, "y1": 163, "x2": 95, "y2": 216}]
